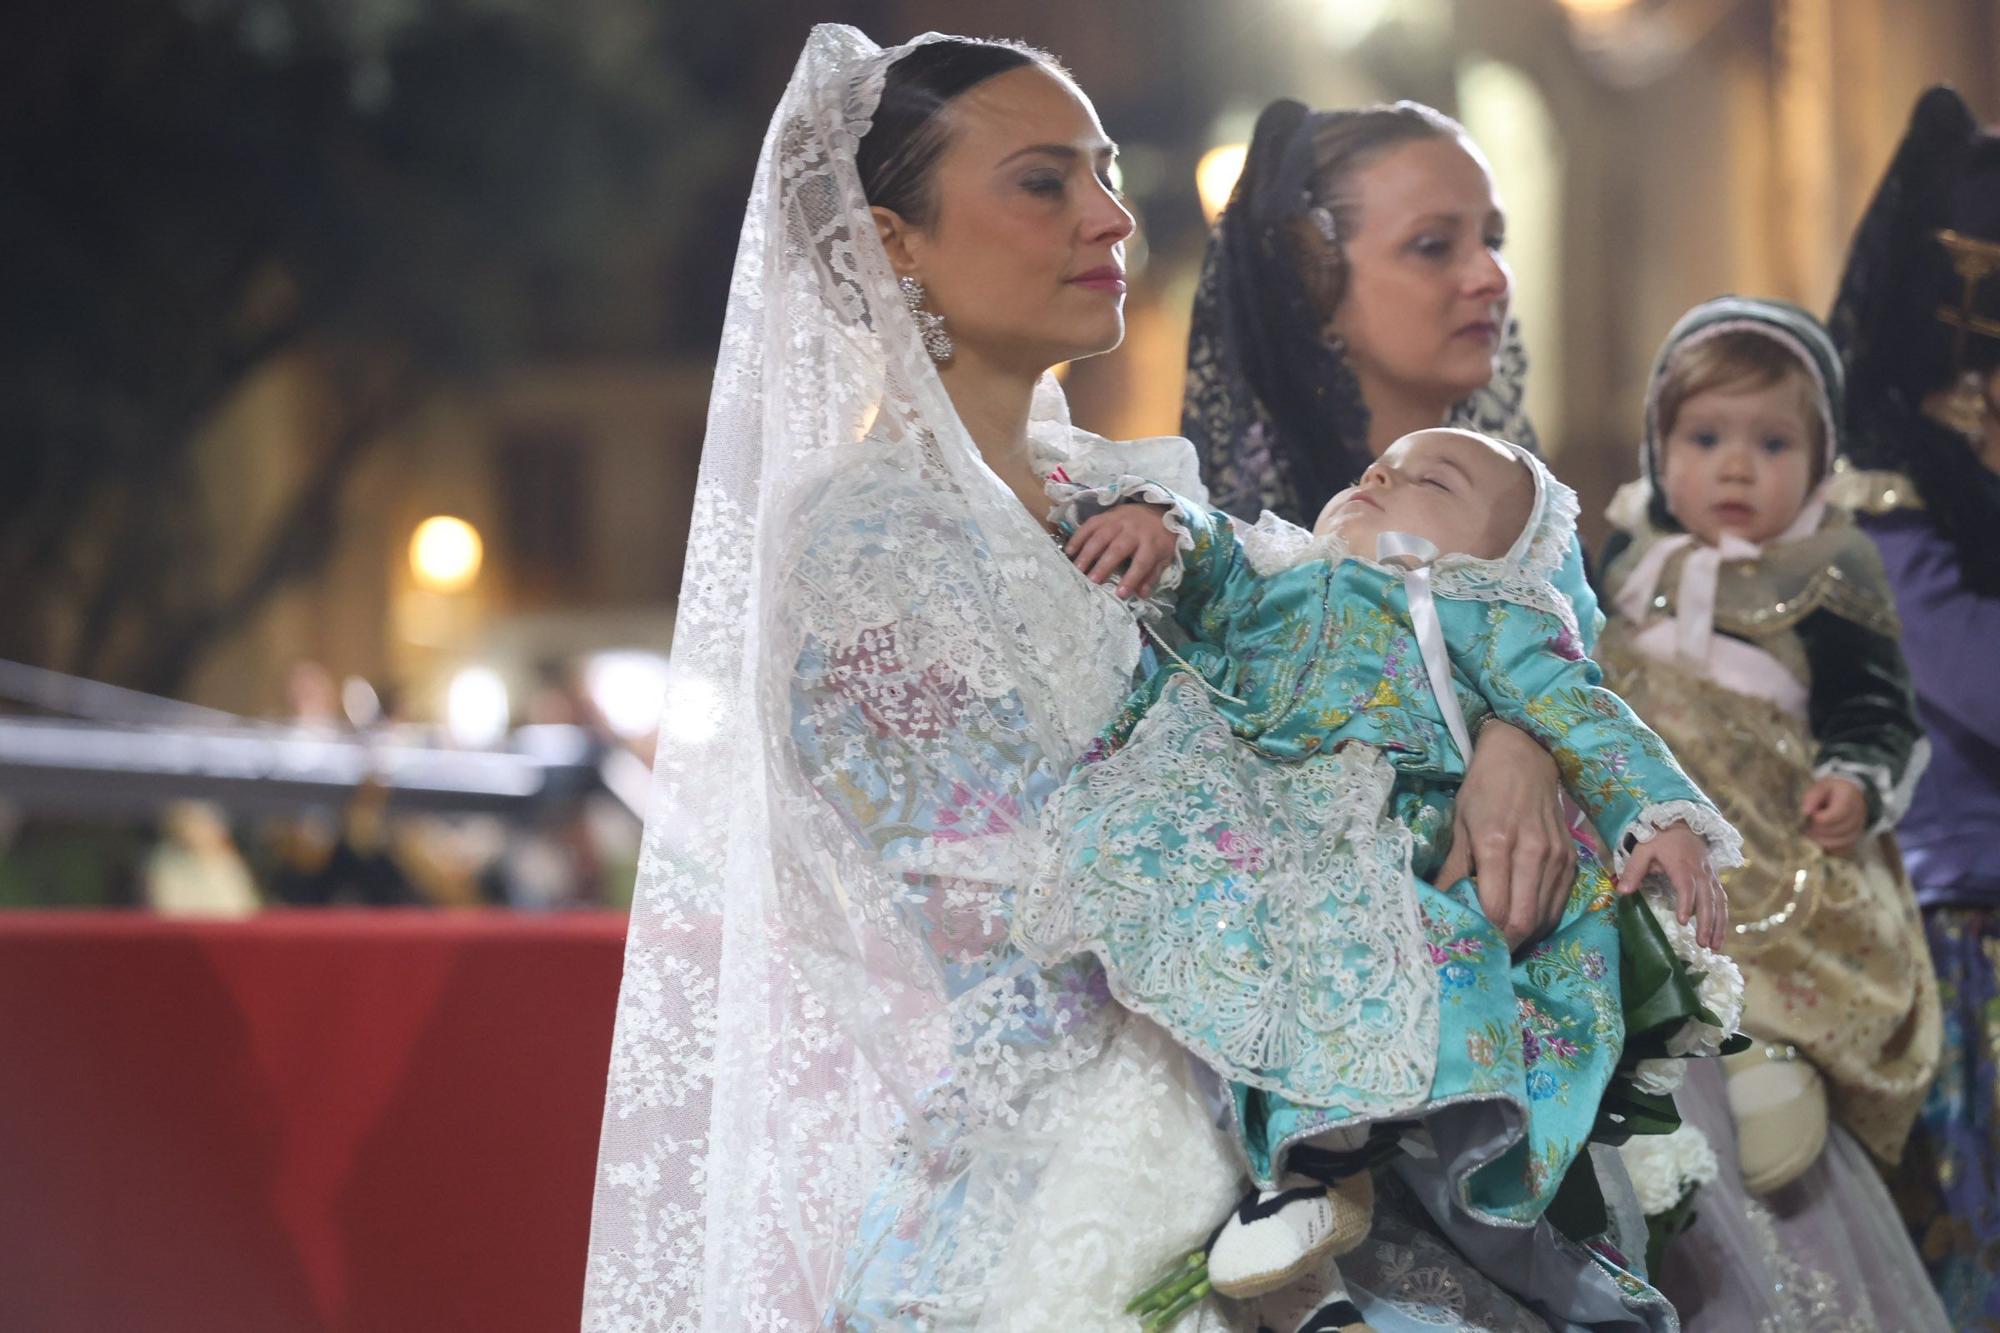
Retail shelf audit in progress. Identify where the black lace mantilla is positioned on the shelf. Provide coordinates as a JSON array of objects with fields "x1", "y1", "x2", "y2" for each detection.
[
  {"x1": 1829, "y1": 85, "x2": 2000, "y2": 597},
  {"x1": 1181, "y1": 98, "x2": 1539, "y2": 528}
]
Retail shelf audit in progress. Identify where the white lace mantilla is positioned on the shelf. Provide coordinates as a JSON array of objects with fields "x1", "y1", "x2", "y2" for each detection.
[{"x1": 582, "y1": 26, "x2": 1235, "y2": 1330}]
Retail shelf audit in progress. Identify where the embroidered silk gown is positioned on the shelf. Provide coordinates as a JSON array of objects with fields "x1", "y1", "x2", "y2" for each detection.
[{"x1": 1017, "y1": 482, "x2": 1739, "y2": 1234}]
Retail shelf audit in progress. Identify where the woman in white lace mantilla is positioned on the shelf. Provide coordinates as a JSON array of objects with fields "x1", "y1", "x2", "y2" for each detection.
[{"x1": 585, "y1": 26, "x2": 1687, "y2": 1332}]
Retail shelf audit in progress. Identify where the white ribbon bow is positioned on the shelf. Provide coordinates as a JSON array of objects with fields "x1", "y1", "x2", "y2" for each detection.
[
  {"x1": 1376, "y1": 532, "x2": 1475, "y2": 763},
  {"x1": 1624, "y1": 524, "x2": 1768, "y2": 660},
  {"x1": 1610, "y1": 482, "x2": 1831, "y2": 666},
  {"x1": 1613, "y1": 531, "x2": 1759, "y2": 664}
]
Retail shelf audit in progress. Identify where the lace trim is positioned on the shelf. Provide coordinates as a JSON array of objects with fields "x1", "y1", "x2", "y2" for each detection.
[
  {"x1": 1224, "y1": 484, "x2": 1583, "y2": 639},
  {"x1": 1036, "y1": 425, "x2": 1213, "y2": 507},
  {"x1": 1234, "y1": 509, "x2": 1324, "y2": 576},
  {"x1": 1018, "y1": 675, "x2": 1440, "y2": 1113},
  {"x1": 1423, "y1": 445, "x2": 1585, "y2": 638},
  {"x1": 1045, "y1": 475, "x2": 1198, "y2": 613},
  {"x1": 1619, "y1": 799, "x2": 1745, "y2": 873}
]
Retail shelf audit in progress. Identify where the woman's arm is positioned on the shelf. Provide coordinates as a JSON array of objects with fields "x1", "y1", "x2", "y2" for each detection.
[
  {"x1": 1463, "y1": 601, "x2": 1738, "y2": 865},
  {"x1": 1449, "y1": 600, "x2": 1739, "y2": 949},
  {"x1": 1437, "y1": 720, "x2": 1578, "y2": 953},
  {"x1": 1865, "y1": 510, "x2": 2000, "y2": 748}
]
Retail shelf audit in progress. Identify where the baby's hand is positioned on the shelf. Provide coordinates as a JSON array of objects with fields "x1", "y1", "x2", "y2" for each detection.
[
  {"x1": 1800, "y1": 776, "x2": 1867, "y2": 856},
  {"x1": 1616, "y1": 822, "x2": 1729, "y2": 951},
  {"x1": 1065, "y1": 503, "x2": 1177, "y2": 601}
]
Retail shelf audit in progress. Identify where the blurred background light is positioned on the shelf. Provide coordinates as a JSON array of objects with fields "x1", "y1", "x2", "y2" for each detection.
[
  {"x1": 446, "y1": 666, "x2": 510, "y2": 748},
  {"x1": 1310, "y1": 0, "x2": 1394, "y2": 49},
  {"x1": 409, "y1": 516, "x2": 484, "y2": 594},
  {"x1": 340, "y1": 675, "x2": 383, "y2": 729},
  {"x1": 584, "y1": 651, "x2": 671, "y2": 740},
  {"x1": 1196, "y1": 143, "x2": 1248, "y2": 224}
]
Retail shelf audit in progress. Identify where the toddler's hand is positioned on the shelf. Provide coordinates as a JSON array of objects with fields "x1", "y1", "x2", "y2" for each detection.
[
  {"x1": 1616, "y1": 822, "x2": 1729, "y2": 951},
  {"x1": 1800, "y1": 776, "x2": 1867, "y2": 855},
  {"x1": 1065, "y1": 503, "x2": 1177, "y2": 601}
]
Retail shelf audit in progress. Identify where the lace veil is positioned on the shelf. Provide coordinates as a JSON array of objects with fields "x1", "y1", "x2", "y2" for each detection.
[
  {"x1": 1182, "y1": 98, "x2": 1540, "y2": 527},
  {"x1": 581, "y1": 25, "x2": 1224, "y2": 1329}
]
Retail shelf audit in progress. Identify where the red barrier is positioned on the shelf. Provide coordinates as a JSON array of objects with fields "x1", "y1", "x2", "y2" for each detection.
[{"x1": 0, "y1": 911, "x2": 627, "y2": 1333}]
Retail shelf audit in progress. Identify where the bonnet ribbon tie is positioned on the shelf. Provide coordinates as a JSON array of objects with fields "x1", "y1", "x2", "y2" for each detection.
[
  {"x1": 1376, "y1": 532, "x2": 1475, "y2": 764},
  {"x1": 1610, "y1": 531, "x2": 1770, "y2": 663},
  {"x1": 1610, "y1": 483, "x2": 1831, "y2": 666}
]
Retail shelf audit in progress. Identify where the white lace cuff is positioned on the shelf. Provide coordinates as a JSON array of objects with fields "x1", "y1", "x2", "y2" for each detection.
[
  {"x1": 1615, "y1": 801, "x2": 1746, "y2": 1059},
  {"x1": 1643, "y1": 878, "x2": 1746, "y2": 1060},
  {"x1": 1615, "y1": 800, "x2": 1745, "y2": 874},
  {"x1": 1045, "y1": 475, "x2": 1198, "y2": 610}
]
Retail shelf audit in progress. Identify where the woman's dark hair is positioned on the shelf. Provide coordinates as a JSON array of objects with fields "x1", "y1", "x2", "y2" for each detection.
[{"x1": 856, "y1": 38, "x2": 1056, "y2": 226}]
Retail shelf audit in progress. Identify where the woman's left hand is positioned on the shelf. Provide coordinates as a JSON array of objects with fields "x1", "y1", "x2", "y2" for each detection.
[{"x1": 1437, "y1": 720, "x2": 1576, "y2": 953}]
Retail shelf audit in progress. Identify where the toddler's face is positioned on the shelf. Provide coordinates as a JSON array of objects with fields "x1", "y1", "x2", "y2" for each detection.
[
  {"x1": 1658, "y1": 374, "x2": 1817, "y2": 546},
  {"x1": 1314, "y1": 429, "x2": 1533, "y2": 562}
]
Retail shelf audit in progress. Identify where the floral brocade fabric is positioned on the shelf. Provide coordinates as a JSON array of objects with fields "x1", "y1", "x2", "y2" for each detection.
[
  {"x1": 1018, "y1": 490, "x2": 1739, "y2": 1231},
  {"x1": 1595, "y1": 626, "x2": 1940, "y2": 1165}
]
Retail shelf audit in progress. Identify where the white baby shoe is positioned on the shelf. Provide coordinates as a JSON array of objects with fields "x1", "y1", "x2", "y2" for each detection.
[{"x1": 1208, "y1": 1170, "x2": 1374, "y2": 1300}]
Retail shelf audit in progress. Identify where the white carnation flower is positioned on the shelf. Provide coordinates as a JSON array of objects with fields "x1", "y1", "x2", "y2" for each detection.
[
  {"x1": 1631, "y1": 1057, "x2": 1686, "y2": 1096},
  {"x1": 1618, "y1": 1123, "x2": 1719, "y2": 1216}
]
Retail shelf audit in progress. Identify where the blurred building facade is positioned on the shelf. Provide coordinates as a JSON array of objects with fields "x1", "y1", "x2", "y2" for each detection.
[{"x1": 99, "y1": 0, "x2": 1996, "y2": 720}]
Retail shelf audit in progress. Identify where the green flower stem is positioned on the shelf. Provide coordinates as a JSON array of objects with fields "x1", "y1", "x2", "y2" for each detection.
[
  {"x1": 1126, "y1": 1250, "x2": 1208, "y2": 1319},
  {"x1": 1143, "y1": 1279, "x2": 1212, "y2": 1332}
]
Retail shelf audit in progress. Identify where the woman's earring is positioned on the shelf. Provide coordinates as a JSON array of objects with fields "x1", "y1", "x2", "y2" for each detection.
[{"x1": 898, "y1": 275, "x2": 954, "y2": 363}]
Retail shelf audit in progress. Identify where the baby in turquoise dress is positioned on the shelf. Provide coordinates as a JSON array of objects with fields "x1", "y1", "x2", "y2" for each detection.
[{"x1": 1015, "y1": 428, "x2": 1742, "y2": 1325}]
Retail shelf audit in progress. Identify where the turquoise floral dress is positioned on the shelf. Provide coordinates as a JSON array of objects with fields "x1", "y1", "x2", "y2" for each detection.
[{"x1": 1016, "y1": 476, "x2": 1741, "y2": 1233}]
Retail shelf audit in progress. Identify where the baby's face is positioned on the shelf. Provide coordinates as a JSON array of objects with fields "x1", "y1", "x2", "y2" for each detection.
[
  {"x1": 1315, "y1": 429, "x2": 1534, "y2": 562},
  {"x1": 1658, "y1": 375, "x2": 1817, "y2": 546}
]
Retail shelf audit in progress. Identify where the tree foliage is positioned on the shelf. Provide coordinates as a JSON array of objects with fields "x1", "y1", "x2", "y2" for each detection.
[{"x1": 0, "y1": 0, "x2": 756, "y2": 694}]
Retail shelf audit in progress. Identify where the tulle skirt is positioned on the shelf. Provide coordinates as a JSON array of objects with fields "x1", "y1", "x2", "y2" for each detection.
[
  {"x1": 831, "y1": 1002, "x2": 1674, "y2": 1332},
  {"x1": 1654, "y1": 1057, "x2": 1948, "y2": 1331}
]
